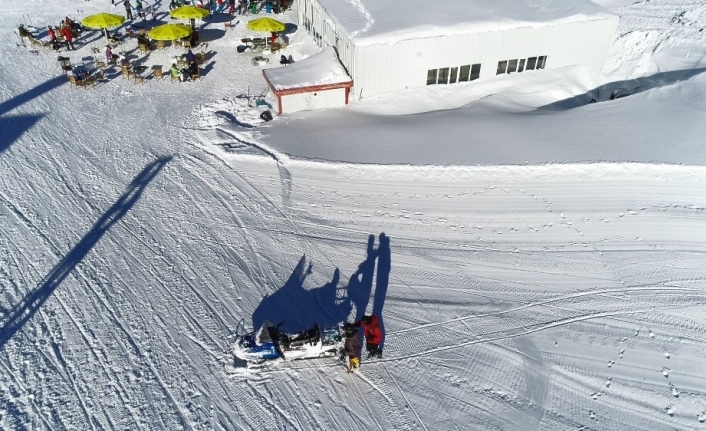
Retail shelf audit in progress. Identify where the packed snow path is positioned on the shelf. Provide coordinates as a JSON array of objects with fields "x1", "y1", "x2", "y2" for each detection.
[{"x1": 2, "y1": 0, "x2": 706, "y2": 430}]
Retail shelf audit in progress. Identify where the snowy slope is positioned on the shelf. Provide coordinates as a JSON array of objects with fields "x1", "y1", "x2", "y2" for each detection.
[{"x1": 1, "y1": 0, "x2": 706, "y2": 430}]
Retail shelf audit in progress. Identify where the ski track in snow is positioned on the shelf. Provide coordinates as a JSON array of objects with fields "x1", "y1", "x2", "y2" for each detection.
[{"x1": 1, "y1": 0, "x2": 706, "y2": 430}]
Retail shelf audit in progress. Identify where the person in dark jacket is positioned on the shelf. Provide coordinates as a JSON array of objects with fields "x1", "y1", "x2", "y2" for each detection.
[
  {"x1": 342, "y1": 323, "x2": 360, "y2": 372},
  {"x1": 124, "y1": 0, "x2": 134, "y2": 20},
  {"x1": 354, "y1": 315, "x2": 382, "y2": 358}
]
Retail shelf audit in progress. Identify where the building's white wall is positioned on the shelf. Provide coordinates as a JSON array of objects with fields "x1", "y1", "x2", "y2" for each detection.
[
  {"x1": 351, "y1": 17, "x2": 618, "y2": 98},
  {"x1": 280, "y1": 88, "x2": 347, "y2": 113},
  {"x1": 295, "y1": 0, "x2": 618, "y2": 100}
]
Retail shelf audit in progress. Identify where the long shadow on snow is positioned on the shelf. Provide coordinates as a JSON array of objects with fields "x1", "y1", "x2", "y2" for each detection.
[
  {"x1": 0, "y1": 75, "x2": 66, "y2": 117},
  {"x1": 539, "y1": 67, "x2": 706, "y2": 110},
  {"x1": 0, "y1": 115, "x2": 44, "y2": 154},
  {"x1": 0, "y1": 75, "x2": 66, "y2": 154},
  {"x1": 372, "y1": 233, "x2": 390, "y2": 350},
  {"x1": 0, "y1": 156, "x2": 172, "y2": 350},
  {"x1": 251, "y1": 233, "x2": 391, "y2": 342}
]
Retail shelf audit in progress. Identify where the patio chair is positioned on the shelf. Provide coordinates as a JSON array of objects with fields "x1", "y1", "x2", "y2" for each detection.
[
  {"x1": 224, "y1": 20, "x2": 235, "y2": 31},
  {"x1": 67, "y1": 74, "x2": 82, "y2": 89},
  {"x1": 170, "y1": 72, "x2": 180, "y2": 83},
  {"x1": 82, "y1": 74, "x2": 98, "y2": 89},
  {"x1": 196, "y1": 52, "x2": 206, "y2": 65},
  {"x1": 183, "y1": 40, "x2": 192, "y2": 49},
  {"x1": 157, "y1": 40, "x2": 167, "y2": 50},
  {"x1": 134, "y1": 74, "x2": 145, "y2": 84},
  {"x1": 152, "y1": 65, "x2": 165, "y2": 80},
  {"x1": 121, "y1": 65, "x2": 134, "y2": 79},
  {"x1": 95, "y1": 56, "x2": 106, "y2": 69}
]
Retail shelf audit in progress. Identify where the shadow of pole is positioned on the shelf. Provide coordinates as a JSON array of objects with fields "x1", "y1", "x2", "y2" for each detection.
[
  {"x1": 372, "y1": 233, "x2": 390, "y2": 349},
  {"x1": 0, "y1": 156, "x2": 171, "y2": 350}
]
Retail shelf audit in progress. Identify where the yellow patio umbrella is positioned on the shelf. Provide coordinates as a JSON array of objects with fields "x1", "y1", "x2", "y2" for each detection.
[
  {"x1": 81, "y1": 13, "x2": 126, "y2": 40},
  {"x1": 246, "y1": 17, "x2": 286, "y2": 49},
  {"x1": 148, "y1": 24, "x2": 193, "y2": 41},
  {"x1": 169, "y1": 5, "x2": 210, "y2": 27},
  {"x1": 246, "y1": 17, "x2": 285, "y2": 33}
]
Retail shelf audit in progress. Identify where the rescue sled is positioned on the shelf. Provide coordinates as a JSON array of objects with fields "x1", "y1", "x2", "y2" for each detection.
[{"x1": 233, "y1": 320, "x2": 343, "y2": 364}]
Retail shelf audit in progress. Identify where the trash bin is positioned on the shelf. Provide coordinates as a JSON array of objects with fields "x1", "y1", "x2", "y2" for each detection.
[
  {"x1": 265, "y1": 1, "x2": 272, "y2": 13},
  {"x1": 260, "y1": 110, "x2": 273, "y2": 122},
  {"x1": 251, "y1": 2, "x2": 257, "y2": 14}
]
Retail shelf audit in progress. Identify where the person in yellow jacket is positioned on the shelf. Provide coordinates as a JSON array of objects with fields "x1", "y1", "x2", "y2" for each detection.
[{"x1": 342, "y1": 323, "x2": 360, "y2": 372}]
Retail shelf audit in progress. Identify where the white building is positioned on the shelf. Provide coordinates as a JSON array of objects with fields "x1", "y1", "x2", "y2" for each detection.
[
  {"x1": 294, "y1": 0, "x2": 618, "y2": 99},
  {"x1": 263, "y1": 47, "x2": 354, "y2": 114}
]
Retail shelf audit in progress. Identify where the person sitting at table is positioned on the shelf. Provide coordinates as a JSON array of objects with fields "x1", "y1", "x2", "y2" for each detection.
[
  {"x1": 188, "y1": 61, "x2": 199, "y2": 77},
  {"x1": 171, "y1": 63, "x2": 187, "y2": 81},
  {"x1": 184, "y1": 49, "x2": 196, "y2": 63},
  {"x1": 137, "y1": 34, "x2": 151, "y2": 48},
  {"x1": 269, "y1": 32, "x2": 277, "y2": 45}
]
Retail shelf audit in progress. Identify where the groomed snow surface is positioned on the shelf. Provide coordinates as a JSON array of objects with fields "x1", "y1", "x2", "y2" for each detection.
[{"x1": 2, "y1": 0, "x2": 706, "y2": 430}]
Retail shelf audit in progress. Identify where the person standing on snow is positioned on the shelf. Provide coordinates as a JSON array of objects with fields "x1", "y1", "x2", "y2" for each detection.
[
  {"x1": 60, "y1": 25, "x2": 74, "y2": 50},
  {"x1": 342, "y1": 323, "x2": 360, "y2": 372},
  {"x1": 354, "y1": 315, "x2": 383, "y2": 359},
  {"x1": 124, "y1": 0, "x2": 134, "y2": 20}
]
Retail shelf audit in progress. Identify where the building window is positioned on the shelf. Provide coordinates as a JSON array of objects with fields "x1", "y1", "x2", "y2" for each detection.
[
  {"x1": 526, "y1": 57, "x2": 537, "y2": 70},
  {"x1": 427, "y1": 69, "x2": 438, "y2": 85},
  {"x1": 449, "y1": 67, "x2": 458, "y2": 84},
  {"x1": 459, "y1": 65, "x2": 470, "y2": 82},
  {"x1": 438, "y1": 67, "x2": 450, "y2": 84},
  {"x1": 507, "y1": 59, "x2": 518, "y2": 73},
  {"x1": 518, "y1": 59, "x2": 525, "y2": 72},
  {"x1": 497, "y1": 61, "x2": 507, "y2": 75},
  {"x1": 537, "y1": 56, "x2": 547, "y2": 69},
  {"x1": 470, "y1": 64, "x2": 481, "y2": 80}
]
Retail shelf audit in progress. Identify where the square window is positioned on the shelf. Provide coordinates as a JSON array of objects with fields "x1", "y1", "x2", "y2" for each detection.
[
  {"x1": 438, "y1": 67, "x2": 450, "y2": 84},
  {"x1": 470, "y1": 64, "x2": 481, "y2": 81},
  {"x1": 537, "y1": 56, "x2": 547, "y2": 69},
  {"x1": 507, "y1": 59, "x2": 518, "y2": 73},
  {"x1": 426, "y1": 69, "x2": 438, "y2": 85},
  {"x1": 449, "y1": 67, "x2": 458, "y2": 84},
  {"x1": 526, "y1": 57, "x2": 537, "y2": 70},
  {"x1": 459, "y1": 65, "x2": 470, "y2": 82},
  {"x1": 518, "y1": 59, "x2": 525, "y2": 72},
  {"x1": 497, "y1": 61, "x2": 507, "y2": 75}
]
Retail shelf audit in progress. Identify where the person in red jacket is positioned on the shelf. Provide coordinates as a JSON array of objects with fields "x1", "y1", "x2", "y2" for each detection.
[
  {"x1": 354, "y1": 315, "x2": 383, "y2": 359},
  {"x1": 60, "y1": 26, "x2": 74, "y2": 50}
]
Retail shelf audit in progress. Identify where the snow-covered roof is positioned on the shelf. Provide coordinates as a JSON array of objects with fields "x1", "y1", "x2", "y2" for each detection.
[
  {"x1": 315, "y1": 0, "x2": 615, "y2": 45},
  {"x1": 263, "y1": 47, "x2": 352, "y2": 91}
]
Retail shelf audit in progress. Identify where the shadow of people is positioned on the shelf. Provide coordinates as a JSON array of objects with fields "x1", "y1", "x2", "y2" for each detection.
[
  {"x1": 349, "y1": 234, "x2": 377, "y2": 323},
  {"x1": 372, "y1": 233, "x2": 390, "y2": 350},
  {"x1": 0, "y1": 156, "x2": 172, "y2": 350}
]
